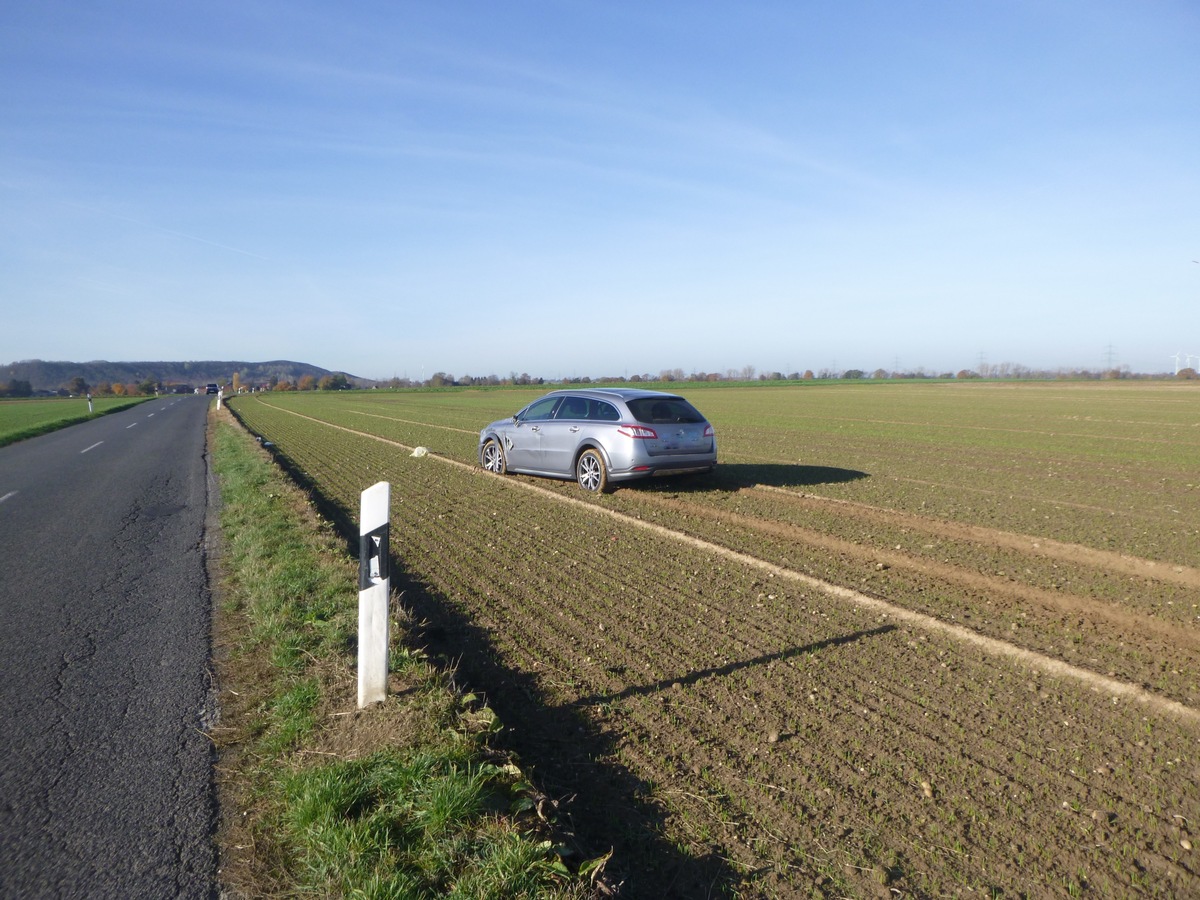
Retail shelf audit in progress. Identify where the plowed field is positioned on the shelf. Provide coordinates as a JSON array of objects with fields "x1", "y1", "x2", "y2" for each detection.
[{"x1": 227, "y1": 382, "x2": 1200, "y2": 898}]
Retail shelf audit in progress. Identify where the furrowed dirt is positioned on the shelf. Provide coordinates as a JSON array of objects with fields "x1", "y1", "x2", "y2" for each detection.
[{"x1": 228, "y1": 384, "x2": 1200, "y2": 898}]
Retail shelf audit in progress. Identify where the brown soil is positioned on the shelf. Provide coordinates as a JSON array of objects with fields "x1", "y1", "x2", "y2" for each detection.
[
  {"x1": 225, "y1": 394, "x2": 1200, "y2": 898},
  {"x1": 754, "y1": 484, "x2": 1200, "y2": 590}
]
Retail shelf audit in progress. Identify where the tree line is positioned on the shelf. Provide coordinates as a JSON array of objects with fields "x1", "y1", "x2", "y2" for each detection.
[
  {"x1": 372, "y1": 362, "x2": 1195, "y2": 389},
  {"x1": 0, "y1": 372, "x2": 359, "y2": 398},
  {"x1": 259, "y1": 373, "x2": 351, "y2": 391},
  {"x1": 4, "y1": 364, "x2": 1193, "y2": 400},
  {"x1": 0, "y1": 376, "x2": 162, "y2": 397}
]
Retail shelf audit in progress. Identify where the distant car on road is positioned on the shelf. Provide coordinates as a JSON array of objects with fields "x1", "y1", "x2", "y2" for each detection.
[
  {"x1": 205, "y1": 383, "x2": 220, "y2": 394},
  {"x1": 478, "y1": 388, "x2": 716, "y2": 492}
]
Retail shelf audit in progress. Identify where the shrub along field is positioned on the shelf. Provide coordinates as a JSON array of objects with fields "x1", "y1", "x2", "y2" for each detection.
[{"x1": 227, "y1": 381, "x2": 1200, "y2": 897}]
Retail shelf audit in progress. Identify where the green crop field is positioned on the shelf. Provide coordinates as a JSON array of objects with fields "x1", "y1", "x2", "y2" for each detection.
[
  {"x1": 227, "y1": 381, "x2": 1200, "y2": 897},
  {"x1": 0, "y1": 395, "x2": 151, "y2": 446}
]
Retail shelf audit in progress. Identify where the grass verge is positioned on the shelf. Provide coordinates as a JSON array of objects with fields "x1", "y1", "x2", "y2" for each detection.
[{"x1": 208, "y1": 410, "x2": 597, "y2": 898}]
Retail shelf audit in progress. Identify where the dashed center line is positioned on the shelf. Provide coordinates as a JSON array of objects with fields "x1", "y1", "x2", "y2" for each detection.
[
  {"x1": 81, "y1": 442, "x2": 104, "y2": 453},
  {"x1": 0, "y1": 491, "x2": 17, "y2": 504}
]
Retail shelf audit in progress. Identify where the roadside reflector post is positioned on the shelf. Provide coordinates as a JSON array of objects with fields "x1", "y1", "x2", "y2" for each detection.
[
  {"x1": 358, "y1": 481, "x2": 391, "y2": 707},
  {"x1": 216, "y1": 388, "x2": 222, "y2": 410}
]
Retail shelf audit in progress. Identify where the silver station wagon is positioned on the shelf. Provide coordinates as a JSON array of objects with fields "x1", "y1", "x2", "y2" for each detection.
[{"x1": 478, "y1": 388, "x2": 717, "y2": 492}]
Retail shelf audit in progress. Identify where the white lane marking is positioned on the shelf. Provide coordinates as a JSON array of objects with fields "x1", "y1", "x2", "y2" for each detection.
[
  {"x1": 127, "y1": 422, "x2": 139, "y2": 429},
  {"x1": 81, "y1": 441, "x2": 104, "y2": 453},
  {"x1": 147, "y1": 413, "x2": 155, "y2": 418},
  {"x1": 0, "y1": 491, "x2": 17, "y2": 504}
]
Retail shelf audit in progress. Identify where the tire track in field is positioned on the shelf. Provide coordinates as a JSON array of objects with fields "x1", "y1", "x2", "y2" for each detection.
[
  {"x1": 241, "y1": 399, "x2": 1200, "y2": 725},
  {"x1": 636, "y1": 491, "x2": 1200, "y2": 653},
  {"x1": 887, "y1": 474, "x2": 1170, "y2": 520},
  {"x1": 552, "y1": 488, "x2": 1200, "y2": 725},
  {"x1": 777, "y1": 414, "x2": 1186, "y2": 445},
  {"x1": 753, "y1": 484, "x2": 1200, "y2": 590},
  {"x1": 347, "y1": 410, "x2": 479, "y2": 435}
]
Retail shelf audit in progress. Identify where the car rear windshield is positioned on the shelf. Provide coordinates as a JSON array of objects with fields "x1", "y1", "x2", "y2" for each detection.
[{"x1": 627, "y1": 396, "x2": 706, "y2": 425}]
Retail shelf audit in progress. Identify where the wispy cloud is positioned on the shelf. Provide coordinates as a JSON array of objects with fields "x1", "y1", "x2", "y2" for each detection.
[{"x1": 56, "y1": 199, "x2": 274, "y2": 261}]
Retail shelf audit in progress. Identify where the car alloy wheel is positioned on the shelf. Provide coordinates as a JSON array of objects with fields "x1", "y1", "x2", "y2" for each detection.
[
  {"x1": 481, "y1": 438, "x2": 507, "y2": 475},
  {"x1": 576, "y1": 448, "x2": 608, "y2": 492}
]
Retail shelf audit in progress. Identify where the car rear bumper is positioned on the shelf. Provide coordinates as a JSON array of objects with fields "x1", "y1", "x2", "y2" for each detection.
[{"x1": 608, "y1": 460, "x2": 716, "y2": 483}]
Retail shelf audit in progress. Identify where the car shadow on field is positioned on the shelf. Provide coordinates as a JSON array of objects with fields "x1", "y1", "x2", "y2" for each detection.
[
  {"x1": 651, "y1": 462, "x2": 869, "y2": 494},
  {"x1": 712, "y1": 462, "x2": 869, "y2": 491}
]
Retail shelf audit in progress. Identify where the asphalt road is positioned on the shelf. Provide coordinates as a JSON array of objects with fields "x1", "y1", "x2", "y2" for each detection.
[{"x1": 0, "y1": 396, "x2": 217, "y2": 898}]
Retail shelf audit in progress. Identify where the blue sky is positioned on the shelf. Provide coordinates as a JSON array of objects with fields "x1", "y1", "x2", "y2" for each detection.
[{"x1": 3, "y1": 1, "x2": 1198, "y2": 380}]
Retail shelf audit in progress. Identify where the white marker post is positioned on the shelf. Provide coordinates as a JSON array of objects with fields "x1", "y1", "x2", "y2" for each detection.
[{"x1": 358, "y1": 481, "x2": 391, "y2": 707}]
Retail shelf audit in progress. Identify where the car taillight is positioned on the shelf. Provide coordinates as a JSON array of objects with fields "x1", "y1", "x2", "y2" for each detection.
[{"x1": 618, "y1": 424, "x2": 658, "y2": 439}]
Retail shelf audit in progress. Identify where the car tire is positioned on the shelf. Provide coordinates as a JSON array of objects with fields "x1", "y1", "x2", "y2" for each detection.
[
  {"x1": 481, "y1": 438, "x2": 507, "y2": 475},
  {"x1": 576, "y1": 448, "x2": 608, "y2": 493}
]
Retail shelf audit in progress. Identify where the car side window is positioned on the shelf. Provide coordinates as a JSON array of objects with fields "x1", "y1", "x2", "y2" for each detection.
[
  {"x1": 555, "y1": 397, "x2": 588, "y2": 419},
  {"x1": 591, "y1": 401, "x2": 620, "y2": 421},
  {"x1": 521, "y1": 397, "x2": 560, "y2": 421}
]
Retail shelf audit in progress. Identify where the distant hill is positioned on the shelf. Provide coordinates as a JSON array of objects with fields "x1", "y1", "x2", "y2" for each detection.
[{"x1": 1, "y1": 359, "x2": 368, "y2": 393}]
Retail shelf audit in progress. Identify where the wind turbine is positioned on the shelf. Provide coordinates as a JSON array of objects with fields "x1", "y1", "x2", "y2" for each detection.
[{"x1": 1169, "y1": 351, "x2": 1184, "y2": 375}]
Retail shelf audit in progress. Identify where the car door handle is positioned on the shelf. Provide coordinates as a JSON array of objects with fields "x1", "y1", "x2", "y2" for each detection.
[
  {"x1": 530, "y1": 425, "x2": 540, "y2": 432},
  {"x1": 568, "y1": 426, "x2": 581, "y2": 433}
]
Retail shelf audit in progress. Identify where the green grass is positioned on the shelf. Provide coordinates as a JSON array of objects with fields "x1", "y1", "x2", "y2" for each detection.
[
  {"x1": 210, "y1": 415, "x2": 590, "y2": 898},
  {"x1": 281, "y1": 751, "x2": 572, "y2": 899},
  {"x1": 0, "y1": 395, "x2": 152, "y2": 446}
]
